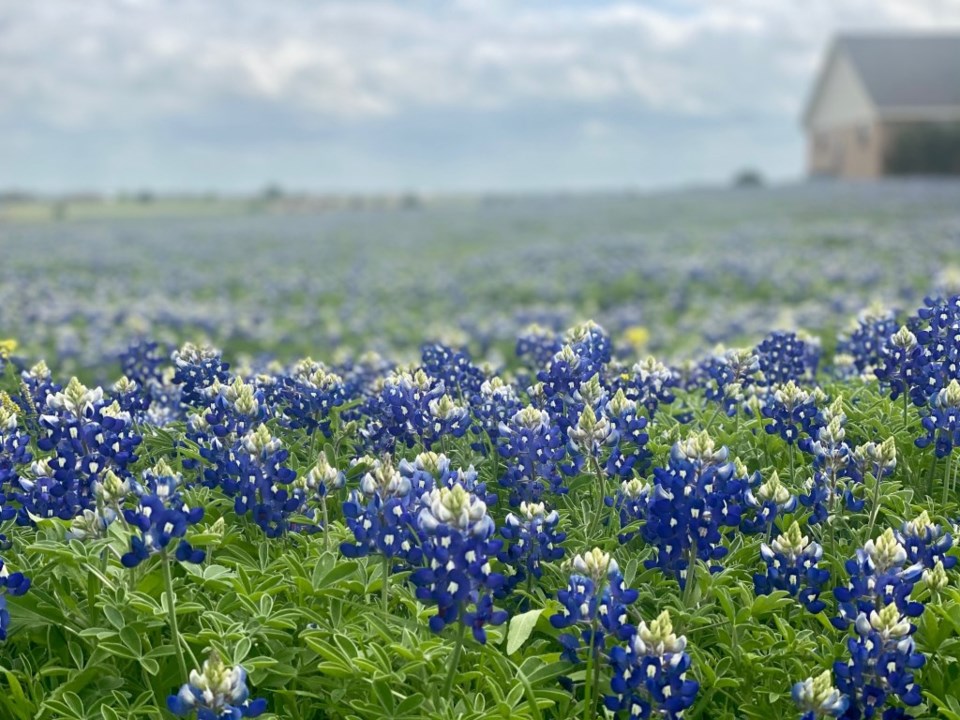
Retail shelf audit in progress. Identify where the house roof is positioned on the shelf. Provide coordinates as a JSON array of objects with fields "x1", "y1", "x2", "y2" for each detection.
[{"x1": 803, "y1": 34, "x2": 960, "y2": 127}]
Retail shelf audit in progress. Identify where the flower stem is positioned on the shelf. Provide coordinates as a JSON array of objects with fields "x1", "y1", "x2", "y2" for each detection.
[
  {"x1": 161, "y1": 552, "x2": 189, "y2": 681},
  {"x1": 582, "y1": 618, "x2": 599, "y2": 720},
  {"x1": 683, "y1": 544, "x2": 698, "y2": 608},
  {"x1": 321, "y1": 496, "x2": 330, "y2": 553},
  {"x1": 381, "y1": 554, "x2": 390, "y2": 613},
  {"x1": 443, "y1": 614, "x2": 467, "y2": 699}
]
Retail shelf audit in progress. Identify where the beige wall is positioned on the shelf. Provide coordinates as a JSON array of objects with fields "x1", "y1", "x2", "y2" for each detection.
[{"x1": 807, "y1": 122, "x2": 886, "y2": 178}]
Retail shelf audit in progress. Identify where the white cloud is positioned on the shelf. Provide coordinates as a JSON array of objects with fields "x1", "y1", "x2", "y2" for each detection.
[{"x1": 1, "y1": 0, "x2": 958, "y2": 189}]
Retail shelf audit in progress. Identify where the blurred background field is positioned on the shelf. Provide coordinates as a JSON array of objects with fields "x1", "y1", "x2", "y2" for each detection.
[{"x1": 2, "y1": 180, "x2": 959, "y2": 377}]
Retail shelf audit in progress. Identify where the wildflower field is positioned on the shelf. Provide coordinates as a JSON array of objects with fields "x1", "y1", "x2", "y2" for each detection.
[{"x1": 3, "y1": 182, "x2": 960, "y2": 720}]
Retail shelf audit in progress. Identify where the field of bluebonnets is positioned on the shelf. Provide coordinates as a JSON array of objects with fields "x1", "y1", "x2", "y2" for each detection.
[{"x1": 2, "y1": 181, "x2": 960, "y2": 720}]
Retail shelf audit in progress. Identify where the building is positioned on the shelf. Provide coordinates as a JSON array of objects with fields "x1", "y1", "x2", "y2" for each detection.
[{"x1": 803, "y1": 34, "x2": 960, "y2": 179}]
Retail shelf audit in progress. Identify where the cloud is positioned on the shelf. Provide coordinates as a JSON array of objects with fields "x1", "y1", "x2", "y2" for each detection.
[{"x1": 1, "y1": 0, "x2": 958, "y2": 190}]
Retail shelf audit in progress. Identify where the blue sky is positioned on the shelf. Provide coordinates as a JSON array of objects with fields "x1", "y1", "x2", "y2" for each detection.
[{"x1": 2, "y1": 0, "x2": 957, "y2": 194}]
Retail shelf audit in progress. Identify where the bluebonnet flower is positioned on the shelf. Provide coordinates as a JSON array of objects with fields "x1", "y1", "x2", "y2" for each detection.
[
  {"x1": 792, "y1": 671, "x2": 849, "y2": 720},
  {"x1": 833, "y1": 603, "x2": 925, "y2": 719},
  {"x1": 0, "y1": 395, "x2": 31, "y2": 522},
  {"x1": 763, "y1": 381, "x2": 819, "y2": 446},
  {"x1": 601, "y1": 390, "x2": 650, "y2": 479},
  {"x1": 836, "y1": 304, "x2": 898, "y2": 376},
  {"x1": 915, "y1": 379, "x2": 960, "y2": 458},
  {"x1": 276, "y1": 360, "x2": 347, "y2": 436},
  {"x1": 399, "y1": 452, "x2": 495, "y2": 507},
  {"x1": 497, "y1": 406, "x2": 567, "y2": 505},
  {"x1": 605, "y1": 610, "x2": 699, "y2": 720},
  {"x1": 498, "y1": 501, "x2": 566, "y2": 593},
  {"x1": 421, "y1": 343, "x2": 485, "y2": 398},
  {"x1": 537, "y1": 344, "x2": 597, "y2": 431},
  {"x1": 119, "y1": 338, "x2": 167, "y2": 387},
  {"x1": 627, "y1": 356, "x2": 679, "y2": 420},
  {"x1": 757, "y1": 331, "x2": 819, "y2": 386},
  {"x1": 640, "y1": 431, "x2": 744, "y2": 588},
  {"x1": 895, "y1": 511, "x2": 956, "y2": 571},
  {"x1": 874, "y1": 326, "x2": 924, "y2": 403},
  {"x1": 290, "y1": 454, "x2": 344, "y2": 535},
  {"x1": 361, "y1": 368, "x2": 446, "y2": 451},
  {"x1": 0, "y1": 557, "x2": 30, "y2": 641},
  {"x1": 516, "y1": 324, "x2": 562, "y2": 370},
  {"x1": 215, "y1": 425, "x2": 299, "y2": 537},
  {"x1": 18, "y1": 360, "x2": 61, "y2": 417},
  {"x1": 701, "y1": 347, "x2": 760, "y2": 418},
  {"x1": 611, "y1": 477, "x2": 649, "y2": 544},
  {"x1": 424, "y1": 394, "x2": 471, "y2": 447},
  {"x1": 550, "y1": 549, "x2": 638, "y2": 664},
  {"x1": 741, "y1": 469, "x2": 797, "y2": 535},
  {"x1": 832, "y1": 529, "x2": 923, "y2": 631},
  {"x1": 567, "y1": 404, "x2": 615, "y2": 458},
  {"x1": 800, "y1": 403, "x2": 862, "y2": 523},
  {"x1": 409, "y1": 484, "x2": 506, "y2": 642},
  {"x1": 16, "y1": 377, "x2": 141, "y2": 525},
  {"x1": 168, "y1": 651, "x2": 266, "y2": 719},
  {"x1": 754, "y1": 521, "x2": 830, "y2": 613},
  {"x1": 341, "y1": 456, "x2": 419, "y2": 562},
  {"x1": 469, "y1": 376, "x2": 521, "y2": 453},
  {"x1": 172, "y1": 343, "x2": 231, "y2": 409},
  {"x1": 121, "y1": 460, "x2": 205, "y2": 567}
]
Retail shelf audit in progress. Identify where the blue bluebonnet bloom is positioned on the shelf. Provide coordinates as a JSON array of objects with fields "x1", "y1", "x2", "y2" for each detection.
[
  {"x1": 215, "y1": 425, "x2": 299, "y2": 537},
  {"x1": 119, "y1": 339, "x2": 167, "y2": 387},
  {"x1": 0, "y1": 557, "x2": 31, "y2": 641},
  {"x1": 832, "y1": 529, "x2": 923, "y2": 632},
  {"x1": 361, "y1": 368, "x2": 447, "y2": 451},
  {"x1": 792, "y1": 671, "x2": 849, "y2": 720},
  {"x1": 19, "y1": 360, "x2": 61, "y2": 416},
  {"x1": 421, "y1": 343, "x2": 485, "y2": 398},
  {"x1": 290, "y1": 453, "x2": 344, "y2": 533},
  {"x1": 911, "y1": 294, "x2": 960, "y2": 407},
  {"x1": 756, "y1": 331, "x2": 819, "y2": 386},
  {"x1": 800, "y1": 403, "x2": 862, "y2": 524},
  {"x1": 741, "y1": 469, "x2": 797, "y2": 535},
  {"x1": 168, "y1": 651, "x2": 266, "y2": 719},
  {"x1": 602, "y1": 390, "x2": 650, "y2": 479},
  {"x1": 16, "y1": 377, "x2": 141, "y2": 525},
  {"x1": 516, "y1": 324, "x2": 562, "y2": 371},
  {"x1": 275, "y1": 361, "x2": 347, "y2": 436},
  {"x1": 754, "y1": 521, "x2": 830, "y2": 613},
  {"x1": 763, "y1": 381, "x2": 819, "y2": 446},
  {"x1": 497, "y1": 406, "x2": 567, "y2": 505},
  {"x1": 915, "y1": 379, "x2": 960, "y2": 458},
  {"x1": 700, "y1": 347, "x2": 760, "y2": 417},
  {"x1": 341, "y1": 456, "x2": 420, "y2": 562},
  {"x1": 610, "y1": 477, "x2": 649, "y2": 544},
  {"x1": 836, "y1": 304, "x2": 898, "y2": 376},
  {"x1": 0, "y1": 395, "x2": 31, "y2": 522},
  {"x1": 172, "y1": 343, "x2": 231, "y2": 409},
  {"x1": 409, "y1": 484, "x2": 506, "y2": 642},
  {"x1": 640, "y1": 432, "x2": 744, "y2": 588},
  {"x1": 895, "y1": 511, "x2": 956, "y2": 571},
  {"x1": 550, "y1": 549, "x2": 638, "y2": 664},
  {"x1": 626, "y1": 356, "x2": 679, "y2": 420},
  {"x1": 874, "y1": 326, "x2": 923, "y2": 403},
  {"x1": 469, "y1": 376, "x2": 521, "y2": 454},
  {"x1": 498, "y1": 501, "x2": 565, "y2": 593},
  {"x1": 833, "y1": 603, "x2": 925, "y2": 719},
  {"x1": 605, "y1": 610, "x2": 699, "y2": 720},
  {"x1": 121, "y1": 459, "x2": 205, "y2": 567}
]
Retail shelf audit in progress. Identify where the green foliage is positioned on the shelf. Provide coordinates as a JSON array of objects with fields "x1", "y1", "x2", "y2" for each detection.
[{"x1": 1, "y1": 378, "x2": 960, "y2": 719}]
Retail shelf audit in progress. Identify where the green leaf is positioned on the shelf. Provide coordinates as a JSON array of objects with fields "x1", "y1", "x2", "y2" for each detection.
[{"x1": 506, "y1": 609, "x2": 543, "y2": 655}]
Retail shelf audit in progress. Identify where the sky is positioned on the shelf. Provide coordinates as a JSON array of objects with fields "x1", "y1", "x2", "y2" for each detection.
[{"x1": 2, "y1": 0, "x2": 959, "y2": 194}]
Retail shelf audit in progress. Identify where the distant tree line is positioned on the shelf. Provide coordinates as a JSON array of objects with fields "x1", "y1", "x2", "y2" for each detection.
[{"x1": 886, "y1": 122, "x2": 960, "y2": 175}]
